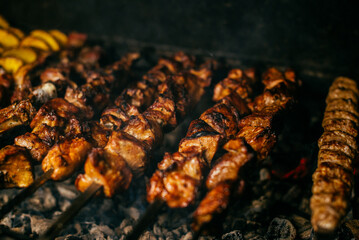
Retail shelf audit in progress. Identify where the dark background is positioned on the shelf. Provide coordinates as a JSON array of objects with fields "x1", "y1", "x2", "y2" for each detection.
[{"x1": 1, "y1": 0, "x2": 359, "y2": 81}]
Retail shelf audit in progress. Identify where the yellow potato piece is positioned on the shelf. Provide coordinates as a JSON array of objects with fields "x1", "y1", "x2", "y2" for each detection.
[
  {"x1": 31, "y1": 30, "x2": 60, "y2": 51},
  {"x1": 20, "y1": 36, "x2": 50, "y2": 51},
  {"x1": 0, "y1": 15, "x2": 9, "y2": 29},
  {"x1": 0, "y1": 57, "x2": 24, "y2": 74},
  {"x1": 8, "y1": 27, "x2": 25, "y2": 39},
  {"x1": 0, "y1": 29, "x2": 20, "y2": 49},
  {"x1": 49, "y1": 29, "x2": 68, "y2": 47},
  {"x1": 2, "y1": 48, "x2": 37, "y2": 64}
]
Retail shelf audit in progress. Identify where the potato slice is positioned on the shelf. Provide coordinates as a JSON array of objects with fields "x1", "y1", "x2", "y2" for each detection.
[
  {"x1": 0, "y1": 15, "x2": 9, "y2": 29},
  {"x1": 0, "y1": 29, "x2": 20, "y2": 49},
  {"x1": 30, "y1": 30, "x2": 60, "y2": 51},
  {"x1": 20, "y1": 36, "x2": 50, "y2": 51},
  {"x1": 49, "y1": 29, "x2": 68, "y2": 47},
  {"x1": 2, "y1": 48, "x2": 37, "y2": 64},
  {"x1": 0, "y1": 57, "x2": 24, "y2": 73},
  {"x1": 8, "y1": 27, "x2": 25, "y2": 39}
]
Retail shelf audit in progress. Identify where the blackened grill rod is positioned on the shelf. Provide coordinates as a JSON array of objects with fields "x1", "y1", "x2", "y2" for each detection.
[{"x1": 39, "y1": 182, "x2": 102, "y2": 240}]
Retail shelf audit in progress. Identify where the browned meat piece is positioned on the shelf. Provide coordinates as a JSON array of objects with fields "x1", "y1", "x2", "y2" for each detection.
[
  {"x1": 122, "y1": 114, "x2": 162, "y2": 149},
  {"x1": 213, "y1": 68, "x2": 255, "y2": 102},
  {"x1": 249, "y1": 68, "x2": 297, "y2": 112},
  {"x1": 100, "y1": 104, "x2": 140, "y2": 130},
  {"x1": 237, "y1": 126, "x2": 276, "y2": 160},
  {"x1": 323, "y1": 110, "x2": 359, "y2": 127},
  {"x1": 192, "y1": 182, "x2": 231, "y2": 232},
  {"x1": 322, "y1": 118, "x2": 358, "y2": 137},
  {"x1": 87, "y1": 121, "x2": 110, "y2": 148},
  {"x1": 76, "y1": 148, "x2": 132, "y2": 197},
  {"x1": 178, "y1": 119, "x2": 222, "y2": 164},
  {"x1": 0, "y1": 145, "x2": 33, "y2": 188},
  {"x1": 143, "y1": 81, "x2": 177, "y2": 128},
  {"x1": 30, "y1": 98, "x2": 80, "y2": 129},
  {"x1": 104, "y1": 131, "x2": 149, "y2": 176},
  {"x1": 205, "y1": 139, "x2": 254, "y2": 189},
  {"x1": 64, "y1": 79, "x2": 110, "y2": 119},
  {"x1": 311, "y1": 77, "x2": 359, "y2": 235},
  {"x1": 14, "y1": 132, "x2": 51, "y2": 162},
  {"x1": 147, "y1": 153, "x2": 205, "y2": 208},
  {"x1": 199, "y1": 100, "x2": 242, "y2": 141},
  {"x1": 42, "y1": 137, "x2": 92, "y2": 181},
  {"x1": 0, "y1": 100, "x2": 36, "y2": 134},
  {"x1": 115, "y1": 51, "x2": 195, "y2": 109}
]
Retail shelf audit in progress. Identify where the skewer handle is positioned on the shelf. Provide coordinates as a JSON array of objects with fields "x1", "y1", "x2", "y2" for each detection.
[
  {"x1": 39, "y1": 182, "x2": 102, "y2": 240},
  {"x1": 0, "y1": 168, "x2": 54, "y2": 220}
]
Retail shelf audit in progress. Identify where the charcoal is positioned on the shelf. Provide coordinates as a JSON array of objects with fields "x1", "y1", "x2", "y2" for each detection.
[
  {"x1": 222, "y1": 230, "x2": 244, "y2": 240},
  {"x1": 290, "y1": 215, "x2": 312, "y2": 240},
  {"x1": 338, "y1": 220, "x2": 359, "y2": 240},
  {"x1": 11, "y1": 213, "x2": 32, "y2": 235},
  {"x1": 30, "y1": 215, "x2": 52, "y2": 235},
  {"x1": 266, "y1": 217, "x2": 296, "y2": 240},
  {"x1": 56, "y1": 183, "x2": 78, "y2": 200},
  {"x1": 259, "y1": 168, "x2": 271, "y2": 181},
  {"x1": 181, "y1": 231, "x2": 193, "y2": 240},
  {"x1": 27, "y1": 188, "x2": 56, "y2": 212}
]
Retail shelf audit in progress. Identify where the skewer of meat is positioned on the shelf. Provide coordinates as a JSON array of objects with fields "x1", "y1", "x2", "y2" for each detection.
[
  {"x1": 145, "y1": 68, "x2": 256, "y2": 208},
  {"x1": 310, "y1": 77, "x2": 359, "y2": 236},
  {"x1": 124, "y1": 68, "x2": 257, "y2": 240},
  {"x1": 39, "y1": 56, "x2": 214, "y2": 240},
  {"x1": 0, "y1": 52, "x2": 140, "y2": 221},
  {"x1": 0, "y1": 52, "x2": 198, "y2": 223},
  {"x1": 0, "y1": 37, "x2": 99, "y2": 136},
  {"x1": 192, "y1": 68, "x2": 298, "y2": 234}
]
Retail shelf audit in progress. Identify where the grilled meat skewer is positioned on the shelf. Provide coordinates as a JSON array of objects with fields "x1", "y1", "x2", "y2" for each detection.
[
  {"x1": 127, "y1": 68, "x2": 257, "y2": 240},
  {"x1": 0, "y1": 52, "x2": 139, "y2": 189},
  {"x1": 38, "y1": 56, "x2": 213, "y2": 240},
  {"x1": 75, "y1": 60, "x2": 213, "y2": 197},
  {"x1": 146, "y1": 68, "x2": 256, "y2": 209},
  {"x1": 192, "y1": 68, "x2": 298, "y2": 232},
  {"x1": 310, "y1": 77, "x2": 359, "y2": 235}
]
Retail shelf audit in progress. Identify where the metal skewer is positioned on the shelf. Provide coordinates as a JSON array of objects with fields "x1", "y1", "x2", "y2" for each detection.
[
  {"x1": 0, "y1": 168, "x2": 54, "y2": 220},
  {"x1": 126, "y1": 199, "x2": 164, "y2": 240},
  {"x1": 39, "y1": 182, "x2": 103, "y2": 240}
]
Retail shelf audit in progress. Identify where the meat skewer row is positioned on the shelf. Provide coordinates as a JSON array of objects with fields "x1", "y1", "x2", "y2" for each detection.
[
  {"x1": 126, "y1": 68, "x2": 257, "y2": 240},
  {"x1": 145, "y1": 68, "x2": 256, "y2": 209},
  {"x1": 192, "y1": 68, "x2": 298, "y2": 234},
  {"x1": 0, "y1": 33, "x2": 97, "y2": 135},
  {"x1": 42, "y1": 51, "x2": 199, "y2": 183},
  {"x1": 39, "y1": 58, "x2": 214, "y2": 240},
  {"x1": 310, "y1": 77, "x2": 359, "y2": 236},
  {"x1": 0, "y1": 52, "x2": 197, "y2": 221}
]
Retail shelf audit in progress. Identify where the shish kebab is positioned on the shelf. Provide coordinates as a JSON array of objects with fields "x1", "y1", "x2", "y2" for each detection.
[
  {"x1": 0, "y1": 52, "x2": 193, "y2": 219},
  {"x1": 38, "y1": 54, "x2": 213, "y2": 240},
  {"x1": 0, "y1": 32, "x2": 102, "y2": 136},
  {"x1": 126, "y1": 68, "x2": 258, "y2": 240},
  {"x1": 0, "y1": 54, "x2": 140, "y2": 223},
  {"x1": 192, "y1": 68, "x2": 298, "y2": 234},
  {"x1": 310, "y1": 77, "x2": 359, "y2": 236}
]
